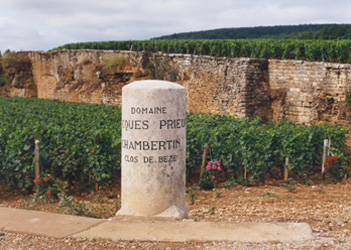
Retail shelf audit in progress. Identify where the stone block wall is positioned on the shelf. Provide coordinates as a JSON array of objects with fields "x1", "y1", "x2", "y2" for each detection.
[
  {"x1": 164, "y1": 55, "x2": 271, "y2": 119},
  {"x1": 268, "y1": 59, "x2": 351, "y2": 126}
]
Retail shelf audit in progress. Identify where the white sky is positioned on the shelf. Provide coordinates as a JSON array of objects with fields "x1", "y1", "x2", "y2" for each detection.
[{"x1": 0, "y1": 0, "x2": 350, "y2": 53}]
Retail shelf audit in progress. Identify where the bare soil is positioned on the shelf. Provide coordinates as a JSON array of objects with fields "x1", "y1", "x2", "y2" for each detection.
[{"x1": 1, "y1": 178, "x2": 351, "y2": 249}]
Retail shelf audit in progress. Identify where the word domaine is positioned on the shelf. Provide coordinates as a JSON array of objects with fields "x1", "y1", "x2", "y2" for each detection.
[{"x1": 131, "y1": 107, "x2": 167, "y2": 114}]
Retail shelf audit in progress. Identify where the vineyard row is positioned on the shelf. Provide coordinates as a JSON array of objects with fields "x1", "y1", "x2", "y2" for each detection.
[
  {"x1": 0, "y1": 97, "x2": 349, "y2": 190},
  {"x1": 52, "y1": 39, "x2": 351, "y2": 63}
]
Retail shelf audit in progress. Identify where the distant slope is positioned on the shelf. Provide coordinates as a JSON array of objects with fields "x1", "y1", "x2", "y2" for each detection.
[{"x1": 153, "y1": 24, "x2": 351, "y2": 40}]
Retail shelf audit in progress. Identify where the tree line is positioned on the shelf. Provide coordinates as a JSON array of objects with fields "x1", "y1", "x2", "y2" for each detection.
[{"x1": 153, "y1": 24, "x2": 351, "y2": 40}]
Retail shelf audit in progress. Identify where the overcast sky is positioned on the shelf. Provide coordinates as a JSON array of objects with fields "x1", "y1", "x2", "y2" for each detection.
[{"x1": 0, "y1": 0, "x2": 350, "y2": 53}]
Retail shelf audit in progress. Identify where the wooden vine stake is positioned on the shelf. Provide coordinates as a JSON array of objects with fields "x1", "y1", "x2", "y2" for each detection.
[
  {"x1": 321, "y1": 139, "x2": 330, "y2": 180},
  {"x1": 198, "y1": 143, "x2": 210, "y2": 185},
  {"x1": 95, "y1": 176, "x2": 99, "y2": 192},
  {"x1": 88, "y1": 172, "x2": 92, "y2": 187},
  {"x1": 284, "y1": 157, "x2": 289, "y2": 182},
  {"x1": 328, "y1": 139, "x2": 331, "y2": 156},
  {"x1": 244, "y1": 167, "x2": 247, "y2": 180},
  {"x1": 34, "y1": 140, "x2": 40, "y2": 178},
  {"x1": 34, "y1": 140, "x2": 40, "y2": 193}
]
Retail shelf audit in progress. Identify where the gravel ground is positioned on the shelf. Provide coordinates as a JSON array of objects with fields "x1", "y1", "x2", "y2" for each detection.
[
  {"x1": 1, "y1": 179, "x2": 351, "y2": 249},
  {"x1": 1, "y1": 231, "x2": 350, "y2": 250}
]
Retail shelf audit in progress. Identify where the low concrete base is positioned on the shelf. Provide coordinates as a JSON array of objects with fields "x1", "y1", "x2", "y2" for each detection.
[
  {"x1": 117, "y1": 203, "x2": 188, "y2": 220},
  {"x1": 0, "y1": 207, "x2": 102, "y2": 238},
  {"x1": 0, "y1": 207, "x2": 313, "y2": 242},
  {"x1": 73, "y1": 220, "x2": 313, "y2": 243}
]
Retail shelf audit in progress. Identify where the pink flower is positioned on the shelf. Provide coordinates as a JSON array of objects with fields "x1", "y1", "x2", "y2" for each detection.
[
  {"x1": 217, "y1": 167, "x2": 222, "y2": 171},
  {"x1": 214, "y1": 160, "x2": 220, "y2": 166},
  {"x1": 34, "y1": 179, "x2": 39, "y2": 185},
  {"x1": 212, "y1": 165, "x2": 217, "y2": 170},
  {"x1": 46, "y1": 190, "x2": 51, "y2": 196},
  {"x1": 206, "y1": 164, "x2": 211, "y2": 171},
  {"x1": 211, "y1": 176, "x2": 215, "y2": 180},
  {"x1": 208, "y1": 161, "x2": 212, "y2": 165},
  {"x1": 36, "y1": 174, "x2": 40, "y2": 179},
  {"x1": 43, "y1": 177, "x2": 49, "y2": 183}
]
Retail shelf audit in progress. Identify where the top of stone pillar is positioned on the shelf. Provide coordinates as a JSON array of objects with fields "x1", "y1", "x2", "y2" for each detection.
[{"x1": 124, "y1": 80, "x2": 185, "y2": 90}]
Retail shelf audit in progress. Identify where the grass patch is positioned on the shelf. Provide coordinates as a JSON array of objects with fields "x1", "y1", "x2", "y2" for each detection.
[
  {"x1": 256, "y1": 191, "x2": 280, "y2": 198},
  {"x1": 208, "y1": 206, "x2": 216, "y2": 215},
  {"x1": 78, "y1": 56, "x2": 93, "y2": 65},
  {"x1": 186, "y1": 187, "x2": 198, "y2": 205},
  {"x1": 214, "y1": 191, "x2": 222, "y2": 198},
  {"x1": 284, "y1": 178, "x2": 298, "y2": 193},
  {"x1": 311, "y1": 185, "x2": 325, "y2": 193},
  {"x1": 104, "y1": 54, "x2": 126, "y2": 72}
]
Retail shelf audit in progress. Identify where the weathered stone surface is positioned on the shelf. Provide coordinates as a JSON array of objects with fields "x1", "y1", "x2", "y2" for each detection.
[{"x1": 117, "y1": 80, "x2": 187, "y2": 219}]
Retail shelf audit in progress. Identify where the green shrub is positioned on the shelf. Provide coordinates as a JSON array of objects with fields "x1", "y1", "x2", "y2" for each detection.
[
  {"x1": 0, "y1": 52, "x2": 31, "y2": 86},
  {"x1": 0, "y1": 97, "x2": 121, "y2": 190},
  {"x1": 0, "y1": 77, "x2": 10, "y2": 87},
  {"x1": 146, "y1": 55, "x2": 171, "y2": 80},
  {"x1": 186, "y1": 113, "x2": 350, "y2": 183},
  {"x1": 346, "y1": 90, "x2": 351, "y2": 110},
  {"x1": 325, "y1": 155, "x2": 350, "y2": 180},
  {"x1": 2, "y1": 52, "x2": 31, "y2": 74}
]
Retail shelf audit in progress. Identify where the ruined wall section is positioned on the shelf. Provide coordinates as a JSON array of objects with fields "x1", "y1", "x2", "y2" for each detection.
[
  {"x1": 24, "y1": 50, "x2": 147, "y2": 105},
  {"x1": 268, "y1": 59, "x2": 351, "y2": 126},
  {"x1": 163, "y1": 54, "x2": 270, "y2": 118},
  {"x1": 243, "y1": 59, "x2": 271, "y2": 120}
]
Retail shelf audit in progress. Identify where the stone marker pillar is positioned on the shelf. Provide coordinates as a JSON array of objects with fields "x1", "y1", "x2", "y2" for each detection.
[{"x1": 117, "y1": 80, "x2": 187, "y2": 219}]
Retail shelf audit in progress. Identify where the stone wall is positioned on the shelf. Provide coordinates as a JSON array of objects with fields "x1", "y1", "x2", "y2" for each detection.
[
  {"x1": 164, "y1": 55, "x2": 271, "y2": 120},
  {"x1": 268, "y1": 60, "x2": 351, "y2": 127},
  {"x1": 2, "y1": 50, "x2": 351, "y2": 133},
  {"x1": 24, "y1": 50, "x2": 144, "y2": 105}
]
